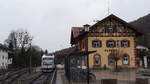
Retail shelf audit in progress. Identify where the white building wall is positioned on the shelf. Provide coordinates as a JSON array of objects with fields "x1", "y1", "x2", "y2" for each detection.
[{"x1": 0, "y1": 49, "x2": 8, "y2": 69}]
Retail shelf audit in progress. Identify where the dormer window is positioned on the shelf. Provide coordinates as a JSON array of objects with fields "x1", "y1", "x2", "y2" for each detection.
[
  {"x1": 79, "y1": 29, "x2": 84, "y2": 33},
  {"x1": 79, "y1": 29, "x2": 82, "y2": 32}
]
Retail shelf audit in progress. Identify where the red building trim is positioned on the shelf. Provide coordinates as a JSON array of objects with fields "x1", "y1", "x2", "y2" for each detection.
[
  {"x1": 93, "y1": 53, "x2": 101, "y2": 66},
  {"x1": 122, "y1": 53, "x2": 130, "y2": 66}
]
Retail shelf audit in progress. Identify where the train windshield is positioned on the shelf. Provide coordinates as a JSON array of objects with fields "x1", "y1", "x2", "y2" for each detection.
[
  {"x1": 43, "y1": 58, "x2": 54, "y2": 65},
  {"x1": 43, "y1": 58, "x2": 53, "y2": 60}
]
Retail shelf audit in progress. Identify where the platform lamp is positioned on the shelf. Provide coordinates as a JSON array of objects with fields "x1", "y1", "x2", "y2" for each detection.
[
  {"x1": 83, "y1": 24, "x2": 90, "y2": 32},
  {"x1": 83, "y1": 24, "x2": 90, "y2": 84}
]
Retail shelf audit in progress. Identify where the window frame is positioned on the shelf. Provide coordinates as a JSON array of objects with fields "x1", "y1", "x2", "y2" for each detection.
[
  {"x1": 122, "y1": 54, "x2": 130, "y2": 65},
  {"x1": 106, "y1": 40, "x2": 116, "y2": 48},
  {"x1": 108, "y1": 54, "x2": 115, "y2": 66},
  {"x1": 92, "y1": 40, "x2": 102, "y2": 48},
  {"x1": 121, "y1": 40, "x2": 130, "y2": 48},
  {"x1": 93, "y1": 54, "x2": 101, "y2": 66}
]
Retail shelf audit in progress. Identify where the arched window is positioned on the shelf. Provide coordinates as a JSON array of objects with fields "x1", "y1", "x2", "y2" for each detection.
[
  {"x1": 108, "y1": 53, "x2": 115, "y2": 65},
  {"x1": 122, "y1": 54, "x2": 129, "y2": 65},
  {"x1": 94, "y1": 54, "x2": 101, "y2": 65}
]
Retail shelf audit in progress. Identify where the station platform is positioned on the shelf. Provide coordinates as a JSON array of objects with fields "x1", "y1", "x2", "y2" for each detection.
[
  {"x1": 56, "y1": 70, "x2": 69, "y2": 84},
  {"x1": 55, "y1": 69, "x2": 150, "y2": 84}
]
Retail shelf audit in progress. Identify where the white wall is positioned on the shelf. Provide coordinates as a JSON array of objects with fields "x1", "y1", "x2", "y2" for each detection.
[{"x1": 0, "y1": 49, "x2": 8, "y2": 69}]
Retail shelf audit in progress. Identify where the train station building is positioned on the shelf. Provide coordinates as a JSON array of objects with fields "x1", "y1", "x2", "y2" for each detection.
[{"x1": 70, "y1": 14, "x2": 143, "y2": 68}]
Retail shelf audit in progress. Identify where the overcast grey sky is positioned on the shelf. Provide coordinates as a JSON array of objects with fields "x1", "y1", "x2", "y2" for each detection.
[{"x1": 0, "y1": 0, "x2": 150, "y2": 52}]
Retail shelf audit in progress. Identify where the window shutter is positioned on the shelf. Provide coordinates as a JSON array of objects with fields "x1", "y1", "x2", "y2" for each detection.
[
  {"x1": 128, "y1": 41, "x2": 130, "y2": 47},
  {"x1": 92, "y1": 41, "x2": 94, "y2": 47},
  {"x1": 106, "y1": 41, "x2": 108, "y2": 47},
  {"x1": 114, "y1": 40, "x2": 116, "y2": 47}
]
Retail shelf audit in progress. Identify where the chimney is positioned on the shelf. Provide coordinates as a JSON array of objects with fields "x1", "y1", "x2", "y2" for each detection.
[{"x1": 83, "y1": 24, "x2": 90, "y2": 32}]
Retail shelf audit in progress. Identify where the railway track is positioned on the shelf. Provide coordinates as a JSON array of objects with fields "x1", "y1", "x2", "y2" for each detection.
[
  {"x1": 1, "y1": 68, "x2": 28, "y2": 84},
  {"x1": 29, "y1": 72, "x2": 52, "y2": 84},
  {"x1": 0, "y1": 68, "x2": 57, "y2": 84},
  {"x1": 0, "y1": 68, "x2": 21, "y2": 81}
]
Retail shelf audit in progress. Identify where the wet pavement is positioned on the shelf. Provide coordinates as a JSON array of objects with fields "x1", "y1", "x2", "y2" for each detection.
[
  {"x1": 56, "y1": 69, "x2": 150, "y2": 84},
  {"x1": 91, "y1": 69, "x2": 136, "y2": 81},
  {"x1": 56, "y1": 72, "x2": 63, "y2": 84}
]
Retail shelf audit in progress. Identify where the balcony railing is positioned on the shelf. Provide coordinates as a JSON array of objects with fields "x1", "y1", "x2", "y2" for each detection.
[{"x1": 88, "y1": 32, "x2": 135, "y2": 37}]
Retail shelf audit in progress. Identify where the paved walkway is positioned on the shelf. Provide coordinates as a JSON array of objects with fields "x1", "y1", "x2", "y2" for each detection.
[{"x1": 56, "y1": 72, "x2": 63, "y2": 84}]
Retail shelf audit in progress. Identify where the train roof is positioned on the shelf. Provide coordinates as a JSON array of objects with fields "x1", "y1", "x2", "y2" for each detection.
[{"x1": 42, "y1": 54, "x2": 54, "y2": 58}]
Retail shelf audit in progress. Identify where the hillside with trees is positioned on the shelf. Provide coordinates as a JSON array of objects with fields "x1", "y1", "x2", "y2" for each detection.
[{"x1": 130, "y1": 13, "x2": 150, "y2": 48}]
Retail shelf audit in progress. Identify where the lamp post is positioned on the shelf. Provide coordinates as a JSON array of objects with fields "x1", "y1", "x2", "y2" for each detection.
[
  {"x1": 87, "y1": 54, "x2": 90, "y2": 84},
  {"x1": 83, "y1": 24, "x2": 90, "y2": 32},
  {"x1": 83, "y1": 24, "x2": 90, "y2": 84}
]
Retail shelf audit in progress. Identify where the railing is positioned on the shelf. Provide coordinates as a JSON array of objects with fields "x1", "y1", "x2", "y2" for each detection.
[{"x1": 88, "y1": 32, "x2": 135, "y2": 37}]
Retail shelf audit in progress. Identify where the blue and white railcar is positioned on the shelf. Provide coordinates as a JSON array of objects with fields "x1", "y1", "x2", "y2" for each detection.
[{"x1": 41, "y1": 54, "x2": 55, "y2": 72}]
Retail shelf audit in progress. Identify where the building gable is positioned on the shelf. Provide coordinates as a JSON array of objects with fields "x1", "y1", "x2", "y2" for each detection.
[{"x1": 89, "y1": 14, "x2": 142, "y2": 36}]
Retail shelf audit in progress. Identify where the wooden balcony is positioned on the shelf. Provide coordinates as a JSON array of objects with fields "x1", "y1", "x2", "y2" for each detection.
[{"x1": 88, "y1": 32, "x2": 135, "y2": 37}]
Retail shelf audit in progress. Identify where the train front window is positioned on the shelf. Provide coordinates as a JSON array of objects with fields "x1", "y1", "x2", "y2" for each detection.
[
  {"x1": 43, "y1": 58, "x2": 53, "y2": 60},
  {"x1": 43, "y1": 58, "x2": 54, "y2": 65}
]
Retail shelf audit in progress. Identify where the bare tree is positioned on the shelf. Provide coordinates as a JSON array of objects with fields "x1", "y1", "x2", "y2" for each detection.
[
  {"x1": 110, "y1": 49, "x2": 123, "y2": 70},
  {"x1": 5, "y1": 29, "x2": 33, "y2": 49}
]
